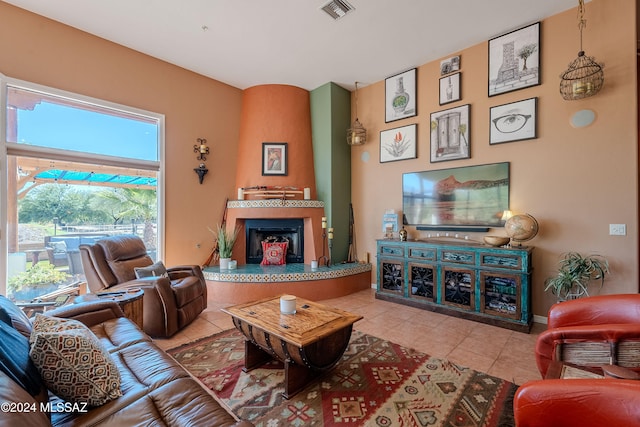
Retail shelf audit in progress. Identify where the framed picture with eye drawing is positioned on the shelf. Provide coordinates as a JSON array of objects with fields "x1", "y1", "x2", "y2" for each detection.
[{"x1": 489, "y1": 97, "x2": 537, "y2": 145}]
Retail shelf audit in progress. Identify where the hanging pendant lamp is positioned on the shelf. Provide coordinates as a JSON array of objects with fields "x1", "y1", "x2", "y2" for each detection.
[
  {"x1": 559, "y1": 0, "x2": 604, "y2": 100},
  {"x1": 347, "y1": 82, "x2": 366, "y2": 146}
]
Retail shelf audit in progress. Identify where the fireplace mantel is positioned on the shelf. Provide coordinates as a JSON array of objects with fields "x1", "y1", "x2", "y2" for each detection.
[{"x1": 225, "y1": 199, "x2": 326, "y2": 265}]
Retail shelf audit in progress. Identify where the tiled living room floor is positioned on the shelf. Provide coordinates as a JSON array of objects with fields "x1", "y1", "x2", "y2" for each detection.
[{"x1": 155, "y1": 287, "x2": 545, "y2": 385}]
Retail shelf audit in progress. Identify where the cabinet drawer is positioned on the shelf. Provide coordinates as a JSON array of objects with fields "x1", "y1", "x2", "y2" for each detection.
[
  {"x1": 440, "y1": 249, "x2": 475, "y2": 265},
  {"x1": 480, "y1": 253, "x2": 522, "y2": 270},
  {"x1": 379, "y1": 244, "x2": 405, "y2": 257},
  {"x1": 408, "y1": 247, "x2": 436, "y2": 261}
]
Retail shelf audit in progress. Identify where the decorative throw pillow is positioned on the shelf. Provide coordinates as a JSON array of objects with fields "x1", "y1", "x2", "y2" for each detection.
[
  {"x1": 261, "y1": 241, "x2": 289, "y2": 266},
  {"x1": 134, "y1": 261, "x2": 168, "y2": 279},
  {"x1": 29, "y1": 314, "x2": 122, "y2": 406}
]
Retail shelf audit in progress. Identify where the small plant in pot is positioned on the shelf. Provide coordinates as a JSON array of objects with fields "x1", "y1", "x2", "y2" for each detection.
[
  {"x1": 215, "y1": 223, "x2": 240, "y2": 269},
  {"x1": 8, "y1": 263, "x2": 70, "y2": 301},
  {"x1": 544, "y1": 252, "x2": 609, "y2": 301}
]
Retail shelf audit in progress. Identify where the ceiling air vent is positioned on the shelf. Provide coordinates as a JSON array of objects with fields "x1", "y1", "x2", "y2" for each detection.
[{"x1": 321, "y1": 0, "x2": 355, "y2": 20}]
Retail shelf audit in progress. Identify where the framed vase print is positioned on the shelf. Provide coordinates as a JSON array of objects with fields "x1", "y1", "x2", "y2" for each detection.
[
  {"x1": 385, "y1": 68, "x2": 417, "y2": 123},
  {"x1": 490, "y1": 97, "x2": 537, "y2": 144},
  {"x1": 380, "y1": 124, "x2": 417, "y2": 163},
  {"x1": 439, "y1": 72, "x2": 461, "y2": 105},
  {"x1": 430, "y1": 104, "x2": 470, "y2": 163},
  {"x1": 488, "y1": 22, "x2": 540, "y2": 97},
  {"x1": 262, "y1": 142, "x2": 288, "y2": 176}
]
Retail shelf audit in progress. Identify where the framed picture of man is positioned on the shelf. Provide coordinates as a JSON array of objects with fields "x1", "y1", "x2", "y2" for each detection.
[{"x1": 262, "y1": 142, "x2": 288, "y2": 176}]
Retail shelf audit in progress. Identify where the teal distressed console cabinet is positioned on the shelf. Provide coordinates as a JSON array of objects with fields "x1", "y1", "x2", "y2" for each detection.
[{"x1": 376, "y1": 239, "x2": 533, "y2": 332}]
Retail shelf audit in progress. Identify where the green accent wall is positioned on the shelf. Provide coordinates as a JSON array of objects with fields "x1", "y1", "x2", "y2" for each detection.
[{"x1": 310, "y1": 82, "x2": 351, "y2": 263}]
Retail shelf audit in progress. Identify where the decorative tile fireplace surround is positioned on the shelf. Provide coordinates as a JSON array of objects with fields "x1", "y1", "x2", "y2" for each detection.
[
  {"x1": 203, "y1": 199, "x2": 372, "y2": 304},
  {"x1": 225, "y1": 199, "x2": 326, "y2": 265}
]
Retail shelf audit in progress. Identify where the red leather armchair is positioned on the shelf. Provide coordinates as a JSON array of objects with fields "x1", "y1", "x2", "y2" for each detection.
[
  {"x1": 79, "y1": 235, "x2": 207, "y2": 338},
  {"x1": 536, "y1": 294, "x2": 640, "y2": 377},
  {"x1": 514, "y1": 294, "x2": 640, "y2": 426}
]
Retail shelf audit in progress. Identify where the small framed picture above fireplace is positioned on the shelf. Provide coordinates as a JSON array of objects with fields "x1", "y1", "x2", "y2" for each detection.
[{"x1": 262, "y1": 142, "x2": 288, "y2": 176}]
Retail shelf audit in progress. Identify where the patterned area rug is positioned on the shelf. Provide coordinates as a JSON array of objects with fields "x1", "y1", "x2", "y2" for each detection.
[{"x1": 168, "y1": 329, "x2": 516, "y2": 427}]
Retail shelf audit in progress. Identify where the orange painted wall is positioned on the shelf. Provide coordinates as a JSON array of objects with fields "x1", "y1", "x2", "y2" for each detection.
[
  {"x1": 0, "y1": 2, "x2": 243, "y2": 266},
  {"x1": 350, "y1": 0, "x2": 638, "y2": 318},
  {"x1": 236, "y1": 85, "x2": 316, "y2": 196}
]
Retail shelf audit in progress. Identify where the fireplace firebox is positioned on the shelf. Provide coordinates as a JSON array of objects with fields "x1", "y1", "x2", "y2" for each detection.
[{"x1": 245, "y1": 219, "x2": 304, "y2": 264}]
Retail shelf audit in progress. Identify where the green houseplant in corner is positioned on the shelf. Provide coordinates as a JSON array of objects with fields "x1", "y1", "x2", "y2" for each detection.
[
  {"x1": 544, "y1": 252, "x2": 609, "y2": 301},
  {"x1": 215, "y1": 223, "x2": 240, "y2": 270}
]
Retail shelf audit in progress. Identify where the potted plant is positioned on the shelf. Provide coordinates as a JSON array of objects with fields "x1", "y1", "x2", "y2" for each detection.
[
  {"x1": 544, "y1": 252, "x2": 609, "y2": 301},
  {"x1": 8, "y1": 263, "x2": 69, "y2": 301},
  {"x1": 215, "y1": 223, "x2": 240, "y2": 270}
]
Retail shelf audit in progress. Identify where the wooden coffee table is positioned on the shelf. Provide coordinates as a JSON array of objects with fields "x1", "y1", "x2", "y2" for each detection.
[{"x1": 221, "y1": 295, "x2": 362, "y2": 398}]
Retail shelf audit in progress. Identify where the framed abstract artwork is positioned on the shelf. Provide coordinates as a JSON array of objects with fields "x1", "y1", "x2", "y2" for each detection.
[
  {"x1": 439, "y1": 72, "x2": 461, "y2": 105},
  {"x1": 490, "y1": 97, "x2": 538, "y2": 144},
  {"x1": 385, "y1": 68, "x2": 417, "y2": 123},
  {"x1": 380, "y1": 124, "x2": 417, "y2": 163},
  {"x1": 488, "y1": 22, "x2": 540, "y2": 97},
  {"x1": 429, "y1": 104, "x2": 470, "y2": 163},
  {"x1": 262, "y1": 142, "x2": 287, "y2": 176}
]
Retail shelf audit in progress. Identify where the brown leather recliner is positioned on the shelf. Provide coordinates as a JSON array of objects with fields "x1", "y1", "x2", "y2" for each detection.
[{"x1": 79, "y1": 235, "x2": 207, "y2": 338}]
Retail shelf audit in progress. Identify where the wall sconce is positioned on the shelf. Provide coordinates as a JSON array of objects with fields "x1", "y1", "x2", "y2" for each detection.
[
  {"x1": 559, "y1": 0, "x2": 604, "y2": 100},
  {"x1": 193, "y1": 138, "x2": 210, "y2": 161},
  {"x1": 194, "y1": 163, "x2": 208, "y2": 184}
]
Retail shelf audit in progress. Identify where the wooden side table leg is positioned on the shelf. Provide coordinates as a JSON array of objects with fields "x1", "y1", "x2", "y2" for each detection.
[
  {"x1": 243, "y1": 340, "x2": 272, "y2": 372},
  {"x1": 282, "y1": 360, "x2": 314, "y2": 399}
]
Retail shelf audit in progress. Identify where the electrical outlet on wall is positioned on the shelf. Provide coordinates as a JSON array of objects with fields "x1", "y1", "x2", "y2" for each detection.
[{"x1": 609, "y1": 224, "x2": 626, "y2": 236}]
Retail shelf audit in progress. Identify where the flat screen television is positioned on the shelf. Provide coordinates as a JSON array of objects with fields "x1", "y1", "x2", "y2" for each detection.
[{"x1": 402, "y1": 162, "x2": 509, "y2": 230}]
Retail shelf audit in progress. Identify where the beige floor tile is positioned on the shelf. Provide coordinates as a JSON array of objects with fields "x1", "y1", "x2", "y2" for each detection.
[{"x1": 157, "y1": 288, "x2": 543, "y2": 386}]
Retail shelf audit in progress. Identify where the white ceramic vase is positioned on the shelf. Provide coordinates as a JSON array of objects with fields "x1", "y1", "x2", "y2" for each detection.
[{"x1": 219, "y1": 258, "x2": 231, "y2": 270}]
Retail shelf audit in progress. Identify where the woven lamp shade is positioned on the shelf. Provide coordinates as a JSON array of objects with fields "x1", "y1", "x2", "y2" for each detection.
[
  {"x1": 559, "y1": 51, "x2": 604, "y2": 100},
  {"x1": 347, "y1": 118, "x2": 366, "y2": 145}
]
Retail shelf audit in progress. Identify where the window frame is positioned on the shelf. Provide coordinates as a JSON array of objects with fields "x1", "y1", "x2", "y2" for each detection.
[{"x1": 0, "y1": 74, "x2": 166, "y2": 295}]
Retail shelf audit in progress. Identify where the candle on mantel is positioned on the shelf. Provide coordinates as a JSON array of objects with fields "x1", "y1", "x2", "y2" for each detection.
[
  {"x1": 304, "y1": 188, "x2": 311, "y2": 200},
  {"x1": 328, "y1": 228, "x2": 334, "y2": 240},
  {"x1": 321, "y1": 217, "x2": 327, "y2": 229}
]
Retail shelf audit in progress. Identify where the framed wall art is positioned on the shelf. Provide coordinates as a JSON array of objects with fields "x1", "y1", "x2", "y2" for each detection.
[
  {"x1": 262, "y1": 142, "x2": 288, "y2": 176},
  {"x1": 439, "y1": 72, "x2": 461, "y2": 105},
  {"x1": 385, "y1": 68, "x2": 417, "y2": 123},
  {"x1": 440, "y1": 55, "x2": 460, "y2": 75},
  {"x1": 380, "y1": 123, "x2": 417, "y2": 163},
  {"x1": 488, "y1": 22, "x2": 540, "y2": 97},
  {"x1": 490, "y1": 97, "x2": 537, "y2": 144},
  {"x1": 430, "y1": 104, "x2": 470, "y2": 163}
]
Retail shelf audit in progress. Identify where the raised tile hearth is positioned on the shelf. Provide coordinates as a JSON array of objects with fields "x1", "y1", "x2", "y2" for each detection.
[{"x1": 204, "y1": 262, "x2": 372, "y2": 304}]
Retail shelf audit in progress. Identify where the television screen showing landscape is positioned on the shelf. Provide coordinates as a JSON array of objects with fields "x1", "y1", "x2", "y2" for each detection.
[{"x1": 403, "y1": 162, "x2": 509, "y2": 227}]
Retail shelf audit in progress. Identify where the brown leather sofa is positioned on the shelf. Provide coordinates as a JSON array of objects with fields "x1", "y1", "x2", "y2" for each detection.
[
  {"x1": 79, "y1": 235, "x2": 207, "y2": 338},
  {"x1": 513, "y1": 295, "x2": 640, "y2": 426},
  {"x1": 0, "y1": 295, "x2": 253, "y2": 427}
]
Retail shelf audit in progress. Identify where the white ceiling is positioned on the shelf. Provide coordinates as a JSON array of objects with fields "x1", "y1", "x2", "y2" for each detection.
[{"x1": 3, "y1": 0, "x2": 582, "y2": 91}]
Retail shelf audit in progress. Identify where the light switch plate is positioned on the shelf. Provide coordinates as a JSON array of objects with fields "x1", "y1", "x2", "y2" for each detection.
[{"x1": 609, "y1": 224, "x2": 626, "y2": 236}]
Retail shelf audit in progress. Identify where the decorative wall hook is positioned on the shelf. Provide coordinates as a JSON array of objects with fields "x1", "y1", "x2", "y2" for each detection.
[
  {"x1": 194, "y1": 163, "x2": 208, "y2": 184},
  {"x1": 193, "y1": 138, "x2": 209, "y2": 161}
]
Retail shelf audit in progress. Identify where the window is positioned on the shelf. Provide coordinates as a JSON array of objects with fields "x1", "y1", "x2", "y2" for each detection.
[{"x1": 1, "y1": 77, "x2": 164, "y2": 302}]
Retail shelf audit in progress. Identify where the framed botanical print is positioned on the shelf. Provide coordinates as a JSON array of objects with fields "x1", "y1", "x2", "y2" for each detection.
[
  {"x1": 439, "y1": 72, "x2": 461, "y2": 105},
  {"x1": 380, "y1": 124, "x2": 417, "y2": 163},
  {"x1": 262, "y1": 142, "x2": 287, "y2": 176},
  {"x1": 490, "y1": 97, "x2": 537, "y2": 144},
  {"x1": 385, "y1": 68, "x2": 417, "y2": 123},
  {"x1": 488, "y1": 22, "x2": 540, "y2": 97},
  {"x1": 430, "y1": 104, "x2": 470, "y2": 163}
]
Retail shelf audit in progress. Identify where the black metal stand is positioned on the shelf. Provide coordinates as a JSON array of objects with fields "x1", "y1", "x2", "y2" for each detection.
[{"x1": 318, "y1": 230, "x2": 331, "y2": 267}]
